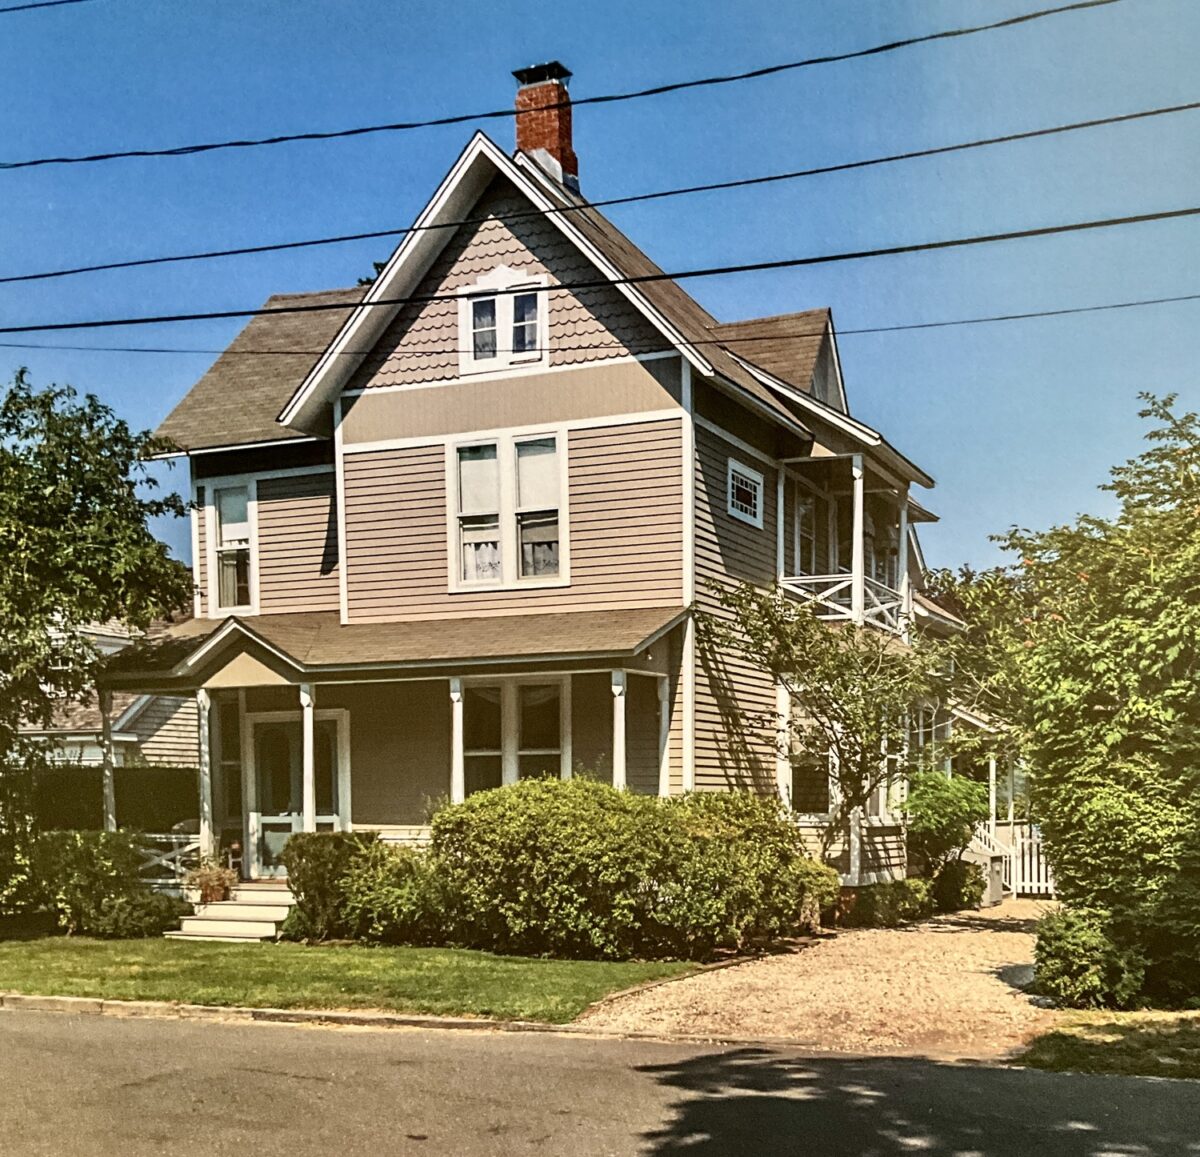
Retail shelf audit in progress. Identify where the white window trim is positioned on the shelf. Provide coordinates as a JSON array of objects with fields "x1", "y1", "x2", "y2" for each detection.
[
  {"x1": 446, "y1": 429, "x2": 570, "y2": 594},
  {"x1": 203, "y1": 474, "x2": 260, "y2": 619},
  {"x1": 460, "y1": 674, "x2": 573, "y2": 786},
  {"x1": 457, "y1": 266, "x2": 550, "y2": 376},
  {"x1": 727, "y1": 457, "x2": 765, "y2": 530},
  {"x1": 792, "y1": 747, "x2": 841, "y2": 824}
]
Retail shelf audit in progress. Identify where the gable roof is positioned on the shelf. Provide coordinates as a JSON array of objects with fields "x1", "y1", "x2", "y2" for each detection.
[
  {"x1": 278, "y1": 134, "x2": 813, "y2": 443},
  {"x1": 156, "y1": 287, "x2": 364, "y2": 452},
  {"x1": 707, "y1": 310, "x2": 831, "y2": 395}
]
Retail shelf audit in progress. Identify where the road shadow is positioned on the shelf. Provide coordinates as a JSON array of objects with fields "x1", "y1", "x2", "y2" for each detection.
[{"x1": 635, "y1": 1046, "x2": 1197, "y2": 1155}]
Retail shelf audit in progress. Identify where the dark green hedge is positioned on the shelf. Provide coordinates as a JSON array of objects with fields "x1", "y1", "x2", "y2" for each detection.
[
  {"x1": 282, "y1": 780, "x2": 840, "y2": 961},
  {"x1": 33, "y1": 763, "x2": 198, "y2": 832}
]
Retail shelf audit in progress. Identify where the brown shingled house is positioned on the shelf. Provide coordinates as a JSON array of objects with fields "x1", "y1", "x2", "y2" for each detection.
[{"x1": 108, "y1": 62, "x2": 944, "y2": 938}]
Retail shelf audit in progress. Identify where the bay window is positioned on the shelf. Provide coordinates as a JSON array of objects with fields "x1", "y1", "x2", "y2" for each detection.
[{"x1": 453, "y1": 433, "x2": 564, "y2": 589}]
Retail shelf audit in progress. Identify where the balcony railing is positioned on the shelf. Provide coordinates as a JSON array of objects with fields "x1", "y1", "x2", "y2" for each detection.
[{"x1": 780, "y1": 572, "x2": 908, "y2": 635}]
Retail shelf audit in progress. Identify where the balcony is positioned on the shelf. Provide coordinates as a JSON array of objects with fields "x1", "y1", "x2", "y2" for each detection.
[
  {"x1": 775, "y1": 452, "x2": 920, "y2": 637},
  {"x1": 780, "y1": 572, "x2": 908, "y2": 635}
]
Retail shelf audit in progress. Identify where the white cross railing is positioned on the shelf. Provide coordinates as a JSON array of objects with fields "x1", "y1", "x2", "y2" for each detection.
[
  {"x1": 138, "y1": 833, "x2": 202, "y2": 891},
  {"x1": 780, "y1": 573, "x2": 907, "y2": 634}
]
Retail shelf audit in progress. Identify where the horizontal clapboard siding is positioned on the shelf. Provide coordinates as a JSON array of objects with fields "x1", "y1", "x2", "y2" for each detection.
[
  {"x1": 344, "y1": 418, "x2": 683, "y2": 621},
  {"x1": 692, "y1": 423, "x2": 779, "y2": 793},
  {"x1": 256, "y1": 473, "x2": 340, "y2": 613},
  {"x1": 130, "y1": 696, "x2": 198, "y2": 766},
  {"x1": 193, "y1": 492, "x2": 208, "y2": 616}
]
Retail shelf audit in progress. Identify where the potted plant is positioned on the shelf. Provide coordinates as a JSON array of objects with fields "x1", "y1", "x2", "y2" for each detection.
[{"x1": 185, "y1": 856, "x2": 239, "y2": 905}]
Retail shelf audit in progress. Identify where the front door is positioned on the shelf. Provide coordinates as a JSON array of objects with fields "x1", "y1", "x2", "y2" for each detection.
[{"x1": 245, "y1": 712, "x2": 348, "y2": 879}]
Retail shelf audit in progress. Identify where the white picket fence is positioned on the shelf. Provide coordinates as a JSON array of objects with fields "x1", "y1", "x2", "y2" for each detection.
[{"x1": 975, "y1": 821, "x2": 1056, "y2": 897}]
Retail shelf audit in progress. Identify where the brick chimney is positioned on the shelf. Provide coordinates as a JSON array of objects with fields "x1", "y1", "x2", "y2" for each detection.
[{"x1": 512, "y1": 61, "x2": 579, "y2": 190}]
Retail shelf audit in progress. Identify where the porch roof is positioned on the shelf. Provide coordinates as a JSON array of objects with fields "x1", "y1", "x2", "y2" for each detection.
[{"x1": 103, "y1": 606, "x2": 686, "y2": 690}]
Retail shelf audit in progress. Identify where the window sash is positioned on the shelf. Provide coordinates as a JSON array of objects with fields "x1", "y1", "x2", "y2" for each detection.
[
  {"x1": 728, "y1": 460, "x2": 764, "y2": 527},
  {"x1": 512, "y1": 292, "x2": 539, "y2": 355},
  {"x1": 471, "y1": 298, "x2": 497, "y2": 360},
  {"x1": 455, "y1": 436, "x2": 561, "y2": 586}
]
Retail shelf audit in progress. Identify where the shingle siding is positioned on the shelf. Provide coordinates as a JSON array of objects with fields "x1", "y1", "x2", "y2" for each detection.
[{"x1": 346, "y1": 177, "x2": 667, "y2": 392}]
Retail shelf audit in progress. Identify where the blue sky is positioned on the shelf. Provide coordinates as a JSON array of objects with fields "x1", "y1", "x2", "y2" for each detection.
[{"x1": 2, "y1": 0, "x2": 1197, "y2": 568}]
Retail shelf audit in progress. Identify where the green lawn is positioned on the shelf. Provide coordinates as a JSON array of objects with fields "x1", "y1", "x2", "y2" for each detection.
[
  {"x1": 1017, "y1": 1011, "x2": 1200, "y2": 1080},
  {"x1": 0, "y1": 936, "x2": 692, "y2": 1024}
]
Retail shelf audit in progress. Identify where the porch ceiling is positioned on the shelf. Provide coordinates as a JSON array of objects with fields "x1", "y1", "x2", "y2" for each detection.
[{"x1": 102, "y1": 606, "x2": 686, "y2": 691}]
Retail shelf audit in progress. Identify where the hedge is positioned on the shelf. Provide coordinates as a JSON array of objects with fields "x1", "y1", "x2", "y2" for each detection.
[{"x1": 282, "y1": 780, "x2": 839, "y2": 961}]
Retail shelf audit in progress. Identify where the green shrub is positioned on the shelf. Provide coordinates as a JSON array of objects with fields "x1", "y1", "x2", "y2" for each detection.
[
  {"x1": 340, "y1": 841, "x2": 449, "y2": 946},
  {"x1": 931, "y1": 859, "x2": 986, "y2": 913},
  {"x1": 841, "y1": 877, "x2": 935, "y2": 928},
  {"x1": 279, "y1": 830, "x2": 377, "y2": 941},
  {"x1": 89, "y1": 891, "x2": 189, "y2": 938},
  {"x1": 1035, "y1": 907, "x2": 1147, "y2": 1009},
  {"x1": 429, "y1": 779, "x2": 836, "y2": 960},
  {"x1": 32, "y1": 830, "x2": 175, "y2": 937},
  {"x1": 904, "y1": 771, "x2": 989, "y2": 875}
]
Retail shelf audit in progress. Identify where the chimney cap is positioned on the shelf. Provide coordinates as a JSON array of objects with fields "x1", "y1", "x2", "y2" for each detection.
[{"x1": 512, "y1": 61, "x2": 572, "y2": 87}]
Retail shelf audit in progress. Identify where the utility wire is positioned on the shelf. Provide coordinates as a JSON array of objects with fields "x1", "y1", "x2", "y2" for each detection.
[
  {"x1": 2, "y1": 291, "x2": 1196, "y2": 359},
  {"x1": 5, "y1": 96, "x2": 1195, "y2": 288},
  {"x1": 0, "y1": 0, "x2": 1123, "y2": 171},
  {"x1": 1, "y1": 201, "x2": 1195, "y2": 337},
  {"x1": 0, "y1": 0, "x2": 94, "y2": 13}
]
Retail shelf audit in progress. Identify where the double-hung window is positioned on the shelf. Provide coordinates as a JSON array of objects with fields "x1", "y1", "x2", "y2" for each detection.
[
  {"x1": 454, "y1": 434, "x2": 563, "y2": 588},
  {"x1": 459, "y1": 268, "x2": 547, "y2": 374},
  {"x1": 214, "y1": 485, "x2": 252, "y2": 609},
  {"x1": 462, "y1": 680, "x2": 567, "y2": 795}
]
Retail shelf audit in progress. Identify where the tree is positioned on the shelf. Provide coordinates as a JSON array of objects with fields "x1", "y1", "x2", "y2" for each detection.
[
  {"x1": 0, "y1": 369, "x2": 192, "y2": 911},
  {"x1": 994, "y1": 394, "x2": 1200, "y2": 1000},
  {"x1": 702, "y1": 586, "x2": 950, "y2": 856}
]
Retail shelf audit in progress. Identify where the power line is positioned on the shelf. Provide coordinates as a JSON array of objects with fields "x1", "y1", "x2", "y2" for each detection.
[
  {"x1": 3, "y1": 292, "x2": 1198, "y2": 361},
  {"x1": 0, "y1": 0, "x2": 94, "y2": 13},
  {"x1": 6, "y1": 96, "x2": 1196, "y2": 289},
  {"x1": 0, "y1": 0, "x2": 1123, "y2": 172},
  {"x1": 1, "y1": 201, "x2": 1195, "y2": 337}
]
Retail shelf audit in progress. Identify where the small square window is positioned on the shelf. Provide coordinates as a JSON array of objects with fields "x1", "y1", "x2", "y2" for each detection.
[{"x1": 727, "y1": 459, "x2": 764, "y2": 529}]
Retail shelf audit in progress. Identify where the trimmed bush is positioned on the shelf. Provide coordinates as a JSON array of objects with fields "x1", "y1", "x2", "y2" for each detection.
[
  {"x1": 841, "y1": 877, "x2": 935, "y2": 928},
  {"x1": 32, "y1": 830, "x2": 184, "y2": 937},
  {"x1": 340, "y1": 841, "x2": 449, "y2": 946},
  {"x1": 1035, "y1": 907, "x2": 1147, "y2": 1009},
  {"x1": 279, "y1": 830, "x2": 376, "y2": 942},
  {"x1": 931, "y1": 859, "x2": 986, "y2": 914},
  {"x1": 904, "y1": 770, "x2": 989, "y2": 875},
  {"x1": 430, "y1": 779, "x2": 838, "y2": 960}
]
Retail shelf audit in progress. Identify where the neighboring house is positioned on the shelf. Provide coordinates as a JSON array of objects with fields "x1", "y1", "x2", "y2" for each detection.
[
  {"x1": 23, "y1": 623, "x2": 198, "y2": 769},
  {"x1": 106, "y1": 62, "x2": 946, "y2": 892}
]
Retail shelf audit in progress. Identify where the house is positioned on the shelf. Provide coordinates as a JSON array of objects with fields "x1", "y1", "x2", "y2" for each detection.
[{"x1": 105, "y1": 62, "x2": 945, "y2": 930}]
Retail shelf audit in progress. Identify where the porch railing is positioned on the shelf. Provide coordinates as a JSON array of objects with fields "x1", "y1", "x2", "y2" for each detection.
[
  {"x1": 780, "y1": 573, "x2": 907, "y2": 634},
  {"x1": 137, "y1": 833, "x2": 201, "y2": 893},
  {"x1": 972, "y1": 821, "x2": 1056, "y2": 897}
]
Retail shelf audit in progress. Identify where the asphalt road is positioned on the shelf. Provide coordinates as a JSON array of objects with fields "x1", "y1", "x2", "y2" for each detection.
[{"x1": 2, "y1": 1010, "x2": 1197, "y2": 1156}]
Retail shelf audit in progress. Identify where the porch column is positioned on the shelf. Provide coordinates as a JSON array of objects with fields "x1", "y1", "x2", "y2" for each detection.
[
  {"x1": 774, "y1": 680, "x2": 791, "y2": 804},
  {"x1": 611, "y1": 670, "x2": 627, "y2": 790},
  {"x1": 775, "y1": 469, "x2": 786, "y2": 580},
  {"x1": 196, "y1": 687, "x2": 215, "y2": 858},
  {"x1": 848, "y1": 806, "x2": 864, "y2": 887},
  {"x1": 850, "y1": 454, "x2": 865, "y2": 624},
  {"x1": 988, "y1": 755, "x2": 998, "y2": 835},
  {"x1": 1007, "y1": 759, "x2": 1016, "y2": 824},
  {"x1": 449, "y1": 677, "x2": 465, "y2": 804},
  {"x1": 98, "y1": 687, "x2": 117, "y2": 833},
  {"x1": 657, "y1": 675, "x2": 670, "y2": 797},
  {"x1": 300, "y1": 682, "x2": 316, "y2": 833},
  {"x1": 897, "y1": 493, "x2": 910, "y2": 638}
]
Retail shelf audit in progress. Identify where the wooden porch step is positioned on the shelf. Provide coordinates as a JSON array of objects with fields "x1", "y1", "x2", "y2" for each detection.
[
  {"x1": 176, "y1": 916, "x2": 279, "y2": 940},
  {"x1": 167, "y1": 880, "x2": 297, "y2": 941},
  {"x1": 194, "y1": 901, "x2": 292, "y2": 923}
]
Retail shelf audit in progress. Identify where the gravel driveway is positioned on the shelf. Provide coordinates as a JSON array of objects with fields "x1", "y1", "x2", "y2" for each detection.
[{"x1": 580, "y1": 899, "x2": 1059, "y2": 1060}]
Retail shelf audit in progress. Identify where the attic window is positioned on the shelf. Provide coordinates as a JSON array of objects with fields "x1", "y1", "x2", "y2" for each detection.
[
  {"x1": 458, "y1": 268, "x2": 548, "y2": 374},
  {"x1": 727, "y1": 459, "x2": 764, "y2": 529}
]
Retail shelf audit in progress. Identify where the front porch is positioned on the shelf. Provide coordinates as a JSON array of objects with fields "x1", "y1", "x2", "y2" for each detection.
[{"x1": 105, "y1": 606, "x2": 685, "y2": 883}]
